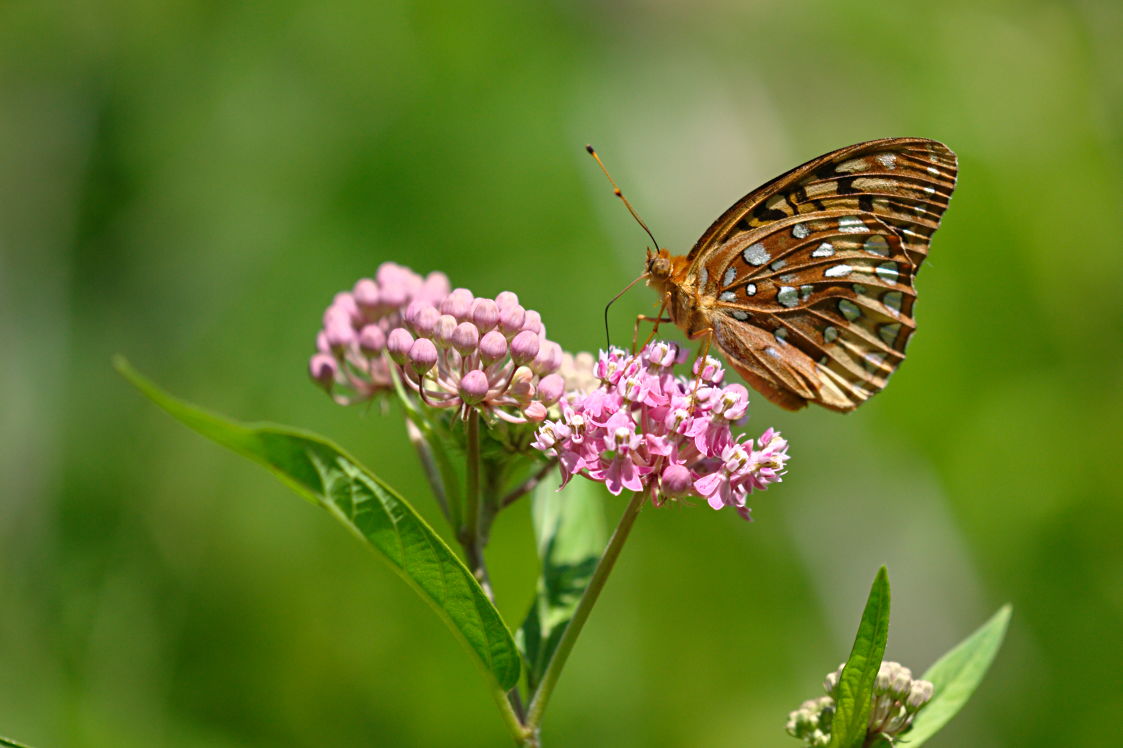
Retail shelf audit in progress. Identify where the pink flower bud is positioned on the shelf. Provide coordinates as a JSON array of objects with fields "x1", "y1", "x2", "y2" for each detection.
[
  {"x1": 440, "y1": 288, "x2": 474, "y2": 320},
  {"x1": 408, "y1": 338, "x2": 439, "y2": 374},
  {"x1": 495, "y1": 290, "x2": 519, "y2": 309},
  {"x1": 324, "y1": 312, "x2": 356, "y2": 348},
  {"x1": 531, "y1": 341, "x2": 563, "y2": 375},
  {"x1": 507, "y1": 367, "x2": 536, "y2": 404},
  {"x1": 409, "y1": 304, "x2": 440, "y2": 336},
  {"x1": 420, "y1": 271, "x2": 451, "y2": 302},
  {"x1": 309, "y1": 353, "x2": 338, "y2": 390},
  {"x1": 498, "y1": 304, "x2": 526, "y2": 335},
  {"x1": 470, "y1": 298, "x2": 499, "y2": 332},
  {"x1": 434, "y1": 314, "x2": 458, "y2": 345},
  {"x1": 386, "y1": 328, "x2": 415, "y2": 364},
  {"x1": 510, "y1": 330, "x2": 541, "y2": 365},
  {"x1": 524, "y1": 401, "x2": 548, "y2": 422},
  {"x1": 331, "y1": 292, "x2": 360, "y2": 323},
  {"x1": 379, "y1": 282, "x2": 408, "y2": 310},
  {"x1": 660, "y1": 464, "x2": 694, "y2": 498},
  {"x1": 358, "y1": 325, "x2": 386, "y2": 353},
  {"x1": 522, "y1": 309, "x2": 542, "y2": 334},
  {"x1": 458, "y1": 369, "x2": 490, "y2": 404},
  {"x1": 353, "y1": 278, "x2": 381, "y2": 315},
  {"x1": 479, "y1": 330, "x2": 508, "y2": 365},
  {"x1": 451, "y1": 322, "x2": 480, "y2": 354},
  {"x1": 537, "y1": 373, "x2": 565, "y2": 405}
]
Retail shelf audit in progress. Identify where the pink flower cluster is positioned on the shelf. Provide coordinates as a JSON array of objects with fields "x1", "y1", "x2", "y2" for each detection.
[
  {"x1": 532, "y1": 342, "x2": 790, "y2": 520},
  {"x1": 310, "y1": 262, "x2": 566, "y2": 423}
]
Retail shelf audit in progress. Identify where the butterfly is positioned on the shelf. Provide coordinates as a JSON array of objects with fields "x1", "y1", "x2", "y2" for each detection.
[{"x1": 643, "y1": 137, "x2": 957, "y2": 412}]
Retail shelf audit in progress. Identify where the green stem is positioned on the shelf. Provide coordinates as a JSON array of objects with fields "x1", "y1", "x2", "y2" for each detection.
[
  {"x1": 461, "y1": 408, "x2": 494, "y2": 598},
  {"x1": 404, "y1": 418, "x2": 451, "y2": 522},
  {"x1": 523, "y1": 488, "x2": 648, "y2": 735}
]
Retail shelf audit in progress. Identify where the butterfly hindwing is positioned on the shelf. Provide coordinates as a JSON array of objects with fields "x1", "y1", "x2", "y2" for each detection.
[{"x1": 696, "y1": 213, "x2": 916, "y2": 411}]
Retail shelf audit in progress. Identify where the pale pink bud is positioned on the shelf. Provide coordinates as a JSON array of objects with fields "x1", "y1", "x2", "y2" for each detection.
[
  {"x1": 510, "y1": 330, "x2": 541, "y2": 366},
  {"x1": 458, "y1": 370, "x2": 490, "y2": 404},
  {"x1": 532, "y1": 341, "x2": 563, "y2": 375},
  {"x1": 379, "y1": 282, "x2": 408, "y2": 310},
  {"x1": 508, "y1": 367, "x2": 536, "y2": 404},
  {"x1": 451, "y1": 322, "x2": 480, "y2": 354},
  {"x1": 324, "y1": 312, "x2": 356, "y2": 348},
  {"x1": 537, "y1": 373, "x2": 565, "y2": 405},
  {"x1": 524, "y1": 401, "x2": 548, "y2": 422},
  {"x1": 353, "y1": 278, "x2": 381, "y2": 315},
  {"x1": 498, "y1": 304, "x2": 526, "y2": 335},
  {"x1": 522, "y1": 309, "x2": 542, "y2": 334},
  {"x1": 410, "y1": 304, "x2": 440, "y2": 336},
  {"x1": 434, "y1": 314, "x2": 458, "y2": 345},
  {"x1": 386, "y1": 328, "x2": 414, "y2": 364},
  {"x1": 309, "y1": 353, "x2": 338, "y2": 390},
  {"x1": 358, "y1": 325, "x2": 386, "y2": 354},
  {"x1": 408, "y1": 338, "x2": 439, "y2": 374},
  {"x1": 660, "y1": 464, "x2": 694, "y2": 498},
  {"x1": 470, "y1": 298, "x2": 499, "y2": 332},
  {"x1": 495, "y1": 291, "x2": 519, "y2": 309},
  {"x1": 331, "y1": 292, "x2": 360, "y2": 323},
  {"x1": 420, "y1": 271, "x2": 451, "y2": 301},
  {"x1": 477, "y1": 331, "x2": 506, "y2": 365},
  {"x1": 440, "y1": 288, "x2": 474, "y2": 320}
]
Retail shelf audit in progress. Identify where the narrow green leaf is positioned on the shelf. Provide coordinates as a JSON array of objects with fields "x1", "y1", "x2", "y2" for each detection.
[
  {"x1": 116, "y1": 357, "x2": 520, "y2": 691},
  {"x1": 829, "y1": 567, "x2": 891, "y2": 748},
  {"x1": 904, "y1": 604, "x2": 1012, "y2": 746},
  {"x1": 517, "y1": 476, "x2": 606, "y2": 690},
  {"x1": 0, "y1": 735, "x2": 34, "y2": 748}
]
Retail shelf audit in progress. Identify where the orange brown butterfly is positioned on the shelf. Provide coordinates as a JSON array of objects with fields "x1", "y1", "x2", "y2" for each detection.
[{"x1": 591, "y1": 137, "x2": 957, "y2": 413}]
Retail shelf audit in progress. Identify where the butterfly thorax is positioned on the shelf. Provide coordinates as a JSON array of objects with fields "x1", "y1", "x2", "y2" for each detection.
[{"x1": 645, "y1": 249, "x2": 711, "y2": 338}]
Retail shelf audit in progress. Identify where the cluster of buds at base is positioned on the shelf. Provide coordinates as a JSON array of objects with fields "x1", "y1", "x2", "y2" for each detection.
[
  {"x1": 788, "y1": 661, "x2": 934, "y2": 746},
  {"x1": 785, "y1": 696, "x2": 834, "y2": 748},
  {"x1": 532, "y1": 342, "x2": 789, "y2": 519},
  {"x1": 310, "y1": 262, "x2": 567, "y2": 425}
]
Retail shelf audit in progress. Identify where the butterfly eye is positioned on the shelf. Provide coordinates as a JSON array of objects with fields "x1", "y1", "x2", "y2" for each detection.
[{"x1": 648, "y1": 255, "x2": 672, "y2": 278}]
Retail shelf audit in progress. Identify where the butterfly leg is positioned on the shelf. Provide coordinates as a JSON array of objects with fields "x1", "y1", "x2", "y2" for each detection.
[
  {"x1": 632, "y1": 305, "x2": 673, "y2": 352},
  {"x1": 687, "y1": 327, "x2": 715, "y2": 397}
]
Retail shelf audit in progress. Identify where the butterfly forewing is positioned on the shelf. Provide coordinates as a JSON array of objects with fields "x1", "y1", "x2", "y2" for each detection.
[
  {"x1": 669, "y1": 137, "x2": 956, "y2": 412},
  {"x1": 687, "y1": 138, "x2": 956, "y2": 272}
]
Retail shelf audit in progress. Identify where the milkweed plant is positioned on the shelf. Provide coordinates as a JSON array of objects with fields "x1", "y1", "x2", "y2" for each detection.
[{"x1": 105, "y1": 262, "x2": 1009, "y2": 748}]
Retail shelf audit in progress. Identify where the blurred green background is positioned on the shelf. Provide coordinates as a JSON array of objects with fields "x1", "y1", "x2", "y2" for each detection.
[{"x1": 2, "y1": 0, "x2": 1120, "y2": 745}]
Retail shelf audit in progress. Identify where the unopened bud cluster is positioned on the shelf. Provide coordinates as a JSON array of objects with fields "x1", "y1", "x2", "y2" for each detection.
[
  {"x1": 788, "y1": 661, "x2": 934, "y2": 746},
  {"x1": 310, "y1": 262, "x2": 566, "y2": 423}
]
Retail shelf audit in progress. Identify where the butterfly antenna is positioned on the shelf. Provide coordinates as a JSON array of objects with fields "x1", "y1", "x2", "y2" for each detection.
[
  {"x1": 586, "y1": 145, "x2": 662, "y2": 250},
  {"x1": 603, "y1": 272, "x2": 648, "y2": 350}
]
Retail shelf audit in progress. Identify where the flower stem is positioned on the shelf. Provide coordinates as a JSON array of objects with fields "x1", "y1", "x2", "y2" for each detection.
[
  {"x1": 404, "y1": 419, "x2": 451, "y2": 522},
  {"x1": 522, "y1": 488, "x2": 648, "y2": 735},
  {"x1": 500, "y1": 458, "x2": 558, "y2": 508}
]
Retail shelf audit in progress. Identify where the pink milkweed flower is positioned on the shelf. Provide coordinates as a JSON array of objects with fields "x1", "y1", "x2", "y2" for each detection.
[
  {"x1": 310, "y1": 262, "x2": 567, "y2": 425},
  {"x1": 532, "y1": 341, "x2": 790, "y2": 520}
]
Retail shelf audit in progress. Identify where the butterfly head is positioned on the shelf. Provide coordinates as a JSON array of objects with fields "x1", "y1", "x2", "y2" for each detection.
[{"x1": 645, "y1": 248, "x2": 674, "y2": 281}]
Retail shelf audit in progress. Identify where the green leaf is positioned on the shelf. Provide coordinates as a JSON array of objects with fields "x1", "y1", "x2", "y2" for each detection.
[
  {"x1": 904, "y1": 605, "x2": 1012, "y2": 746},
  {"x1": 829, "y1": 567, "x2": 891, "y2": 748},
  {"x1": 116, "y1": 357, "x2": 521, "y2": 691},
  {"x1": 517, "y1": 476, "x2": 606, "y2": 690},
  {"x1": 0, "y1": 735, "x2": 34, "y2": 748}
]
